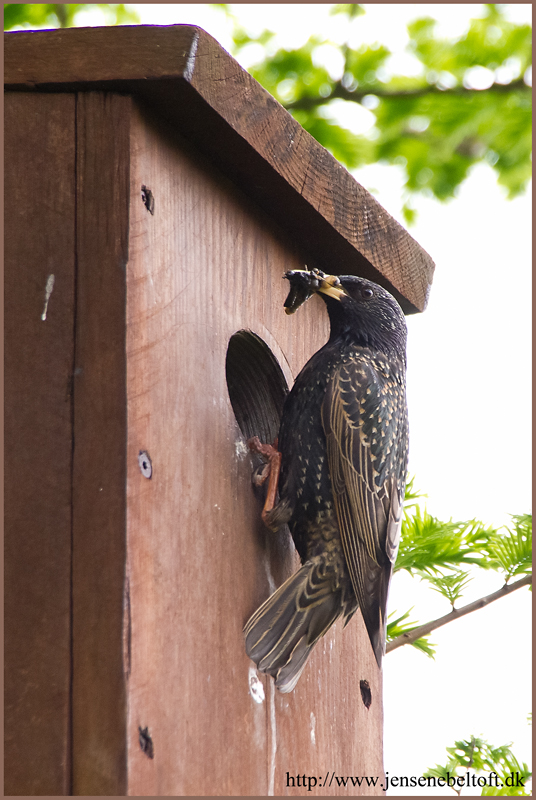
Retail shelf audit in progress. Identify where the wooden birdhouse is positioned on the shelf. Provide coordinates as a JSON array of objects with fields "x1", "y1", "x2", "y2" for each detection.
[{"x1": 5, "y1": 25, "x2": 434, "y2": 796}]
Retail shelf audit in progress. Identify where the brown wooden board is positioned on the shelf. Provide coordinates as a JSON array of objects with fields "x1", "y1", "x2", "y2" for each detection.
[
  {"x1": 5, "y1": 25, "x2": 435, "y2": 314},
  {"x1": 71, "y1": 92, "x2": 131, "y2": 795},
  {"x1": 5, "y1": 23, "x2": 436, "y2": 792},
  {"x1": 125, "y1": 100, "x2": 385, "y2": 796},
  {"x1": 4, "y1": 93, "x2": 76, "y2": 796}
]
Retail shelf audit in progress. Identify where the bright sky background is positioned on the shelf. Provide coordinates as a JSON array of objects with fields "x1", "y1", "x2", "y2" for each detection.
[{"x1": 76, "y1": 2, "x2": 532, "y2": 792}]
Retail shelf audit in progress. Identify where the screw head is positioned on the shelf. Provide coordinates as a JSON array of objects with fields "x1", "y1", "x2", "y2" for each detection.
[{"x1": 138, "y1": 450, "x2": 152, "y2": 479}]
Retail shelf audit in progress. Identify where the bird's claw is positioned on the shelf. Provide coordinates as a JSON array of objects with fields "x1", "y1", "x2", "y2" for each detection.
[
  {"x1": 248, "y1": 436, "x2": 280, "y2": 487},
  {"x1": 247, "y1": 436, "x2": 282, "y2": 519},
  {"x1": 247, "y1": 436, "x2": 279, "y2": 461},
  {"x1": 252, "y1": 462, "x2": 271, "y2": 487}
]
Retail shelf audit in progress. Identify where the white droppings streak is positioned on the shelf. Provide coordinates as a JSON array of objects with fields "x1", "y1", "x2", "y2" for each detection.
[
  {"x1": 268, "y1": 679, "x2": 277, "y2": 796},
  {"x1": 248, "y1": 667, "x2": 265, "y2": 704},
  {"x1": 41, "y1": 274, "x2": 55, "y2": 320},
  {"x1": 310, "y1": 711, "x2": 316, "y2": 746},
  {"x1": 235, "y1": 438, "x2": 249, "y2": 459},
  {"x1": 264, "y1": 557, "x2": 277, "y2": 595}
]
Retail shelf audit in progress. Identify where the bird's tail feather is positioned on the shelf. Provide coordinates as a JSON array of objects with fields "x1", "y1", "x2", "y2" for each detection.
[{"x1": 244, "y1": 559, "x2": 345, "y2": 693}]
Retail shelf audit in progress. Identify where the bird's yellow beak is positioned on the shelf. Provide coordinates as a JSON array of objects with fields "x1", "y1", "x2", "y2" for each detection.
[
  {"x1": 317, "y1": 274, "x2": 347, "y2": 301},
  {"x1": 283, "y1": 269, "x2": 346, "y2": 314}
]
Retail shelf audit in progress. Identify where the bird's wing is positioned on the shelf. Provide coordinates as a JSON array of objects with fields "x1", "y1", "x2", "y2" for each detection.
[{"x1": 321, "y1": 356, "x2": 406, "y2": 664}]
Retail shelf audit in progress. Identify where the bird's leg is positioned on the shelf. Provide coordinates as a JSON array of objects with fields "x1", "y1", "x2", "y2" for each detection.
[
  {"x1": 247, "y1": 436, "x2": 282, "y2": 524},
  {"x1": 248, "y1": 436, "x2": 279, "y2": 485}
]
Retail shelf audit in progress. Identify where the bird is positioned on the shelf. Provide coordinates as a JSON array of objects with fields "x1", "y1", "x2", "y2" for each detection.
[{"x1": 244, "y1": 269, "x2": 408, "y2": 693}]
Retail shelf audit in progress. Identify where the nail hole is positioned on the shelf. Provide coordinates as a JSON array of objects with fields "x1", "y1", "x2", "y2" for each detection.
[
  {"x1": 360, "y1": 679, "x2": 372, "y2": 709},
  {"x1": 225, "y1": 330, "x2": 288, "y2": 450},
  {"x1": 141, "y1": 185, "x2": 155, "y2": 215},
  {"x1": 138, "y1": 450, "x2": 152, "y2": 479},
  {"x1": 138, "y1": 726, "x2": 154, "y2": 759}
]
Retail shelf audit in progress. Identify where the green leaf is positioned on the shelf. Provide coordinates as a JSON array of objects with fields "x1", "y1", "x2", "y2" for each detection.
[
  {"x1": 483, "y1": 514, "x2": 532, "y2": 581},
  {"x1": 401, "y1": 201, "x2": 417, "y2": 226},
  {"x1": 220, "y1": 3, "x2": 532, "y2": 203},
  {"x1": 417, "y1": 568, "x2": 472, "y2": 608},
  {"x1": 407, "y1": 9, "x2": 532, "y2": 80},
  {"x1": 4, "y1": 4, "x2": 59, "y2": 29},
  {"x1": 294, "y1": 111, "x2": 375, "y2": 169},
  {"x1": 344, "y1": 43, "x2": 391, "y2": 86},
  {"x1": 403, "y1": 474, "x2": 427, "y2": 507},
  {"x1": 4, "y1": 3, "x2": 139, "y2": 30},
  {"x1": 395, "y1": 506, "x2": 495, "y2": 574},
  {"x1": 330, "y1": 4, "x2": 365, "y2": 20},
  {"x1": 425, "y1": 736, "x2": 532, "y2": 796},
  {"x1": 248, "y1": 38, "x2": 334, "y2": 103}
]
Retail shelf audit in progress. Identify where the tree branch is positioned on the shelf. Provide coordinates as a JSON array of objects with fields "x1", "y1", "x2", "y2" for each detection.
[
  {"x1": 285, "y1": 77, "x2": 529, "y2": 112},
  {"x1": 54, "y1": 4, "x2": 68, "y2": 28},
  {"x1": 386, "y1": 573, "x2": 532, "y2": 654}
]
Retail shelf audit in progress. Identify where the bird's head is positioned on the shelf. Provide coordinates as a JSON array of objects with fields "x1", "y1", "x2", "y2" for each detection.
[{"x1": 284, "y1": 269, "x2": 407, "y2": 360}]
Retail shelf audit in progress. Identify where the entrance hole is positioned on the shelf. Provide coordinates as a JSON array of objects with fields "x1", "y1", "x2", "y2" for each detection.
[{"x1": 225, "y1": 330, "x2": 289, "y2": 446}]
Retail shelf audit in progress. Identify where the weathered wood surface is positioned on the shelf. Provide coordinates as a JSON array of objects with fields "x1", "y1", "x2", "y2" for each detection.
[
  {"x1": 71, "y1": 92, "x2": 131, "y2": 796},
  {"x1": 6, "y1": 88, "x2": 387, "y2": 796},
  {"x1": 4, "y1": 93, "x2": 76, "y2": 796},
  {"x1": 125, "y1": 101, "x2": 385, "y2": 796},
  {"x1": 5, "y1": 24, "x2": 435, "y2": 313}
]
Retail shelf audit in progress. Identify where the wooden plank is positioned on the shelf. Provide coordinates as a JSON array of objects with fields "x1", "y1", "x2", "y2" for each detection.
[
  {"x1": 71, "y1": 92, "x2": 131, "y2": 795},
  {"x1": 5, "y1": 25, "x2": 435, "y2": 313},
  {"x1": 4, "y1": 92, "x2": 76, "y2": 796},
  {"x1": 125, "y1": 101, "x2": 385, "y2": 796}
]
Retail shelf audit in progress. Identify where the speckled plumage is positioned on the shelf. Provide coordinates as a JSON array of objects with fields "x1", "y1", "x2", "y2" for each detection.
[{"x1": 244, "y1": 272, "x2": 408, "y2": 692}]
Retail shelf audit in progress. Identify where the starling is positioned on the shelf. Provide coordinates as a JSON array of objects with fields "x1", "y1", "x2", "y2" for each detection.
[{"x1": 244, "y1": 269, "x2": 408, "y2": 692}]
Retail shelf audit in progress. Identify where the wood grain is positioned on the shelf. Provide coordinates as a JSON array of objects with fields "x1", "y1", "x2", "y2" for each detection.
[
  {"x1": 5, "y1": 24, "x2": 435, "y2": 313},
  {"x1": 125, "y1": 101, "x2": 385, "y2": 796},
  {"x1": 4, "y1": 93, "x2": 76, "y2": 796},
  {"x1": 4, "y1": 23, "x2": 437, "y2": 792},
  {"x1": 71, "y1": 92, "x2": 131, "y2": 795},
  {"x1": 5, "y1": 87, "x2": 387, "y2": 794}
]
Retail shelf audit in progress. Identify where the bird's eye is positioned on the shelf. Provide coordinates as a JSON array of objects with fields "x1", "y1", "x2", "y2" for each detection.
[{"x1": 362, "y1": 288, "x2": 374, "y2": 299}]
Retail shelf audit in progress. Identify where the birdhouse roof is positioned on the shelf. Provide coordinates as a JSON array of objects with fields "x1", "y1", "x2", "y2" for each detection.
[{"x1": 5, "y1": 24, "x2": 434, "y2": 312}]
